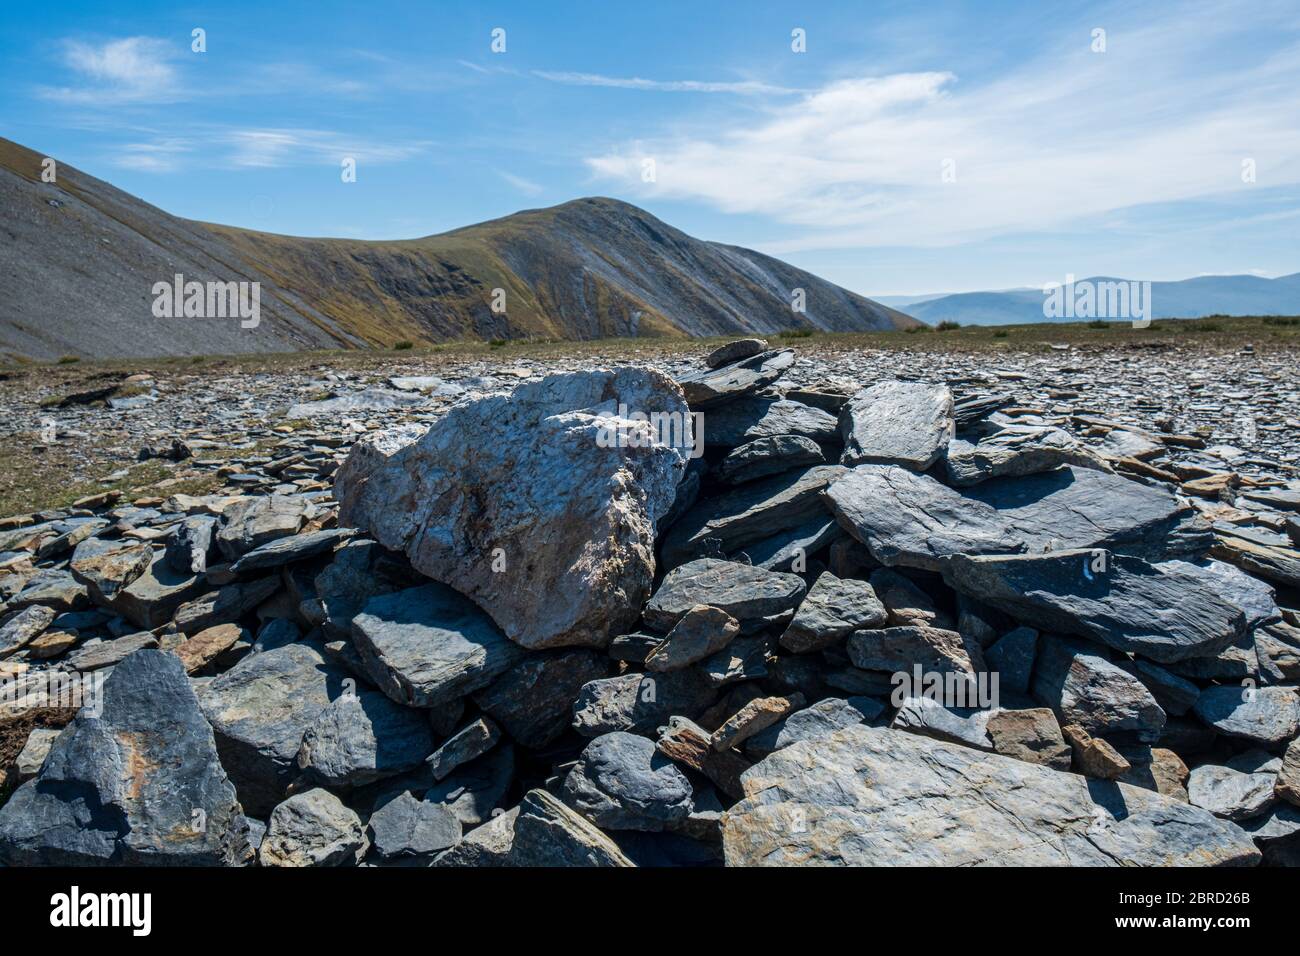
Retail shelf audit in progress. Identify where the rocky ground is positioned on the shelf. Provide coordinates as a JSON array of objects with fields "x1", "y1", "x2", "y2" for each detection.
[{"x1": 0, "y1": 335, "x2": 1298, "y2": 866}]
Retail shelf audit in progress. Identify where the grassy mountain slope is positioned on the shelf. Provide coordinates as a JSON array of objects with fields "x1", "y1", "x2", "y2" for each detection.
[{"x1": 1, "y1": 138, "x2": 918, "y2": 360}]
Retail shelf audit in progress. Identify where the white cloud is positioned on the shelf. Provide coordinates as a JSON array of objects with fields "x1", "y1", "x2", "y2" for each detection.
[
  {"x1": 533, "y1": 71, "x2": 803, "y2": 95},
  {"x1": 584, "y1": 9, "x2": 1300, "y2": 251},
  {"x1": 109, "y1": 138, "x2": 192, "y2": 172},
  {"x1": 224, "y1": 128, "x2": 426, "y2": 168},
  {"x1": 498, "y1": 170, "x2": 544, "y2": 195},
  {"x1": 43, "y1": 37, "x2": 180, "y2": 104}
]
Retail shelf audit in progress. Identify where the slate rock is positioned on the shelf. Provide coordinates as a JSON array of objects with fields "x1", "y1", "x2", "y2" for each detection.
[
  {"x1": 676, "y1": 348, "x2": 794, "y2": 408},
  {"x1": 367, "y1": 791, "x2": 462, "y2": 861},
  {"x1": 868, "y1": 567, "x2": 953, "y2": 628},
  {"x1": 945, "y1": 551, "x2": 1248, "y2": 664},
  {"x1": 703, "y1": 399, "x2": 838, "y2": 449},
  {"x1": 424, "y1": 743, "x2": 515, "y2": 826},
  {"x1": 839, "y1": 381, "x2": 954, "y2": 471},
  {"x1": 571, "y1": 670, "x2": 719, "y2": 738},
  {"x1": 426, "y1": 717, "x2": 502, "y2": 782},
  {"x1": 109, "y1": 552, "x2": 208, "y2": 630},
  {"x1": 473, "y1": 649, "x2": 612, "y2": 748},
  {"x1": 350, "y1": 584, "x2": 522, "y2": 709},
  {"x1": 339, "y1": 369, "x2": 690, "y2": 650},
  {"x1": 561, "y1": 732, "x2": 693, "y2": 831},
  {"x1": 1192, "y1": 685, "x2": 1299, "y2": 746},
  {"x1": 846, "y1": 625, "x2": 985, "y2": 681},
  {"x1": 68, "y1": 537, "x2": 153, "y2": 605},
  {"x1": 230, "y1": 528, "x2": 348, "y2": 574},
  {"x1": 704, "y1": 338, "x2": 766, "y2": 368},
  {"x1": 721, "y1": 725, "x2": 1260, "y2": 866},
  {"x1": 1188, "y1": 764, "x2": 1277, "y2": 821},
  {"x1": 173, "y1": 575, "x2": 279, "y2": 634},
  {"x1": 659, "y1": 465, "x2": 847, "y2": 567},
  {"x1": 826, "y1": 465, "x2": 1024, "y2": 571},
  {"x1": 985, "y1": 626, "x2": 1037, "y2": 695},
  {"x1": 1032, "y1": 635, "x2": 1166, "y2": 742},
  {"x1": 943, "y1": 425, "x2": 1106, "y2": 486},
  {"x1": 715, "y1": 435, "x2": 827, "y2": 485},
  {"x1": 744, "y1": 696, "x2": 882, "y2": 759},
  {"x1": 199, "y1": 642, "x2": 349, "y2": 815},
  {"x1": 0, "y1": 650, "x2": 253, "y2": 866},
  {"x1": 259, "y1": 789, "x2": 367, "y2": 867},
  {"x1": 644, "y1": 604, "x2": 739, "y2": 672},
  {"x1": 985, "y1": 708, "x2": 1071, "y2": 769},
  {"x1": 507, "y1": 788, "x2": 635, "y2": 866},
  {"x1": 0, "y1": 604, "x2": 56, "y2": 658},
  {"x1": 643, "y1": 558, "x2": 806, "y2": 633},
  {"x1": 216, "y1": 495, "x2": 307, "y2": 561},
  {"x1": 780, "y1": 571, "x2": 886, "y2": 653},
  {"x1": 296, "y1": 688, "x2": 435, "y2": 788},
  {"x1": 65, "y1": 631, "x2": 159, "y2": 672},
  {"x1": 1278, "y1": 738, "x2": 1300, "y2": 807},
  {"x1": 166, "y1": 515, "x2": 217, "y2": 575},
  {"x1": 433, "y1": 807, "x2": 518, "y2": 867}
]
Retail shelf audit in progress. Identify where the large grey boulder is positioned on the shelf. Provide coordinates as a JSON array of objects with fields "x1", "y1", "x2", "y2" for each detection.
[
  {"x1": 338, "y1": 369, "x2": 691, "y2": 650},
  {"x1": 561, "y1": 732, "x2": 693, "y2": 831},
  {"x1": 839, "y1": 381, "x2": 954, "y2": 471},
  {"x1": 0, "y1": 650, "x2": 253, "y2": 866},
  {"x1": 331, "y1": 423, "x2": 427, "y2": 503},
  {"x1": 945, "y1": 551, "x2": 1248, "y2": 664},
  {"x1": 198, "y1": 642, "x2": 349, "y2": 815},
  {"x1": 722, "y1": 725, "x2": 1260, "y2": 866},
  {"x1": 350, "y1": 584, "x2": 522, "y2": 709}
]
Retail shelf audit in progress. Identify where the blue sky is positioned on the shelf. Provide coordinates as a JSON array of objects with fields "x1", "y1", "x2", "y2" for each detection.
[{"x1": 2, "y1": 0, "x2": 1298, "y2": 295}]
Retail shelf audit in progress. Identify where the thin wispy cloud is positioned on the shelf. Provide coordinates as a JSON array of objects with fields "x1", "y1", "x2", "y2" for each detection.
[
  {"x1": 533, "y1": 70, "x2": 804, "y2": 95},
  {"x1": 41, "y1": 36, "x2": 182, "y2": 104},
  {"x1": 225, "y1": 129, "x2": 427, "y2": 168},
  {"x1": 498, "y1": 170, "x2": 544, "y2": 195}
]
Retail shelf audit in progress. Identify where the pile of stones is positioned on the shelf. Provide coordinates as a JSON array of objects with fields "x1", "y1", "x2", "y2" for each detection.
[{"x1": 1, "y1": 338, "x2": 1298, "y2": 866}]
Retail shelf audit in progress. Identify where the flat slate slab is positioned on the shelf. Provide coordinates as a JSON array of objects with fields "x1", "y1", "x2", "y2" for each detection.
[
  {"x1": 945, "y1": 550, "x2": 1249, "y2": 664},
  {"x1": 839, "y1": 381, "x2": 954, "y2": 471},
  {"x1": 659, "y1": 465, "x2": 846, "y2": 567},
  {"x1": 722, "y1": 725, "x2": 1260, "y2": 866},
  {"x1": 351, "y1": 584, "x2": 523, "y2": 709},
  {"x1": 675, "y1": 348, "x2": 794, "y2": 408},
  {"x1": 643, "y1": 558, "x2": 807, "y2": 633}
]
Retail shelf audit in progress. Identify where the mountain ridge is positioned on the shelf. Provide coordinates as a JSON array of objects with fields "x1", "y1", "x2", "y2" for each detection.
[
  {"x1": 0, "y1": 138, "x2": 918, "y2": 360},
  {"x1": 902, "y1": 273, "x2": 1300, "y2": 326}
]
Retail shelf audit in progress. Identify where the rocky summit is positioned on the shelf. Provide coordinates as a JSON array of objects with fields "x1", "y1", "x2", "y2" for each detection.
[{"x1": 1, "y1": 337, "x2": 1299, "y2": 868}]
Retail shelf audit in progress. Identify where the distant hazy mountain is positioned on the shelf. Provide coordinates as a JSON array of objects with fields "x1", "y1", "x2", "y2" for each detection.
[
  {"x1": 0, "y1": 137, "x2": 918, "y2": 361},
  {"x1": 900, "y1": 274, "x2": 1300, "y2": 326}
]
